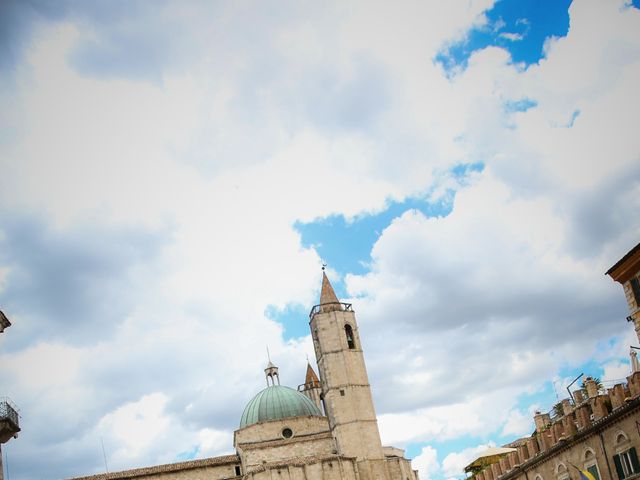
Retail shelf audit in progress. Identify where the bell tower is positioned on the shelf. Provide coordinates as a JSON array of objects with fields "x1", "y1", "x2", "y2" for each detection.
[{"x1": 309, "y1": 271, "x2": 388, "y2": 480}]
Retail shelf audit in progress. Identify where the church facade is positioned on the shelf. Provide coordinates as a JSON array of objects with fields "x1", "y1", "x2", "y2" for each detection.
[{"x1": 71, "y1": 273, "x2": 418, "y2": 480}]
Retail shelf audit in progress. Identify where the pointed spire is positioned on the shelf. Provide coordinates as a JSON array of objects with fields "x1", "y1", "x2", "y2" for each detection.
[
  {"x1": 320, "y1": 271, "x2": 340, "y2": 305},
  {"x1": 305, "y1": 362, "x2": 321, "y2": 388}
]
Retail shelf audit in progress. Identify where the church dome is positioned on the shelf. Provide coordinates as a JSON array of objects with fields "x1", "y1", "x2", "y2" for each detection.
[{"x1": 239, "y1": 385, "x2": 322, "y2": 428}]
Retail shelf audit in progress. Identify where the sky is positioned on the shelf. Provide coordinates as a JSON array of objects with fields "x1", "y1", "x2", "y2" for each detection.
[{"x1": 0, "y1": 0, "x2": 640, "y2": 479}]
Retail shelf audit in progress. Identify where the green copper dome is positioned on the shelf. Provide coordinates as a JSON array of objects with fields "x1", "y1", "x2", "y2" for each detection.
[{"x1": 239, "y1": 385, "x2": 322, "y2": 428}]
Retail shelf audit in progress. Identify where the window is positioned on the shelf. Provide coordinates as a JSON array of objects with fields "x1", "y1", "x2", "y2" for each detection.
[
  {"x1": 282, "y1": 427, "x2": 293, "y2": 439},
  {"x1": 557, "y1": 463, "x2": 569, "y2": 480},
  {"x1": 631, "y1": 277, "x2": 640, "y2": 307},
  {"x1": 584, "y1": 449, "x2": 601, "y2": 480},
  {"x1": 614, "y1": 448, "x2": 640, "y2": 480},
  {"x1": 345, "y1": 324, "x2": 355, "y2": 349},
  {"x1": 235, "y1": 466, "x2": 241, "y2": 476}
]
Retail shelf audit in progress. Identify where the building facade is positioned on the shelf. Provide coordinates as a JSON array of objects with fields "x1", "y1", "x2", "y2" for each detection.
[
  {"x1": 71, "y1": 273, "x2": 418, "y2": 480},
  {"x1": 465, "y1": 242, "x2": 640, "y2": 480}
]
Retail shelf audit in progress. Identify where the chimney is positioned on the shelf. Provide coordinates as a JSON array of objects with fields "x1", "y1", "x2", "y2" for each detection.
[
  {"x1": 534, "y1": 412, "x2": 551, "y2": 433},
  {"x1": 584, "y1": 377, "x2": 599, "y2": 398}
]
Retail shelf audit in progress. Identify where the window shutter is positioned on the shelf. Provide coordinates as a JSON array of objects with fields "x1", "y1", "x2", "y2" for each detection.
[
  {"x1": 614, "y1": 454, "x2": 625, "y2": 480},
  {"x1": 631, "y1": 277, "x2": 640, "y2": 306},
  {"x1": 629, "y1": 447, "x2": 640, "y2": 473}
]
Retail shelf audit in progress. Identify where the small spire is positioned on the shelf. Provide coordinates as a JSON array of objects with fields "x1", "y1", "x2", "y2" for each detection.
[
  {"x1": 320, "y1": 270, "x2": 340, "y2": 305},
  {"x1": 264, "y1": 347, "x2": 280, "y2": 386},
  {"x1": 305, "y1": 362, "x2": 321, "y2": 388}
]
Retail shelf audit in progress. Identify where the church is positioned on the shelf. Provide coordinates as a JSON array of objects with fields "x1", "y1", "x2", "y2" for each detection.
[{"x1": 71, "y1": 272, "x2": 419, "y2": 480}]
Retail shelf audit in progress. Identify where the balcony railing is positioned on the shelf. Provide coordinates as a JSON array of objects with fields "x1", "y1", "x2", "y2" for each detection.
[
  {"x1": 0, "y1": 397, "x2": 20, "y2": 429},
  {"x1": 308, "y1": 302, "x2": 353, "y2": 319}
]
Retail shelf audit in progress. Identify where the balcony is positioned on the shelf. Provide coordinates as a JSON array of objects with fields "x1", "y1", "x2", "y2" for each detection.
[{"x1": 0, "y1": 397, "x2": 20, "y2": 443}]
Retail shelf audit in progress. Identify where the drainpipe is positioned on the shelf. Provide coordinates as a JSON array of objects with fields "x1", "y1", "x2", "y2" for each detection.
[{"x1": 599, "y1": 431, "x2": 614, "y2": 480}]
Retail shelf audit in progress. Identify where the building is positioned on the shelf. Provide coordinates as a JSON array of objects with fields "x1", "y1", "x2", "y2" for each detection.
[
  {"x1": 71, "y1": 272, "x2": 418, "y2": 480},
  {"x1": 463, "y1": 242, "x2": 640, "y2": 480},
  {"x1": 0, "y1": 310, "x2": 21, "y2": 480}
]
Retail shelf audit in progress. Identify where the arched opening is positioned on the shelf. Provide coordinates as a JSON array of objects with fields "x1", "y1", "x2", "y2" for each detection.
[{"x1": 345, "y1": 324, "x2": 355, "y2": 349}]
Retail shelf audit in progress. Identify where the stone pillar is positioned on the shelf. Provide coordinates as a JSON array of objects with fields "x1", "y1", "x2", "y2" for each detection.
[
  {"x1": 562, "y1": 414, "x2": 577, "y2": 437},
  {"x1": 484, "y1": 466, "x2": 494, "y2": 480},
  {"x1": 554, "y1": 421, "x2": 565, "y2": 442},
  {"x1": 627, "y1": 371, "x2": 640, "y2": 397},
  {"x1": 527, "y1": 437, "x2": 539, "y2": 457},
  {"x1": 492, "y1": 461, "x2": 503, "y2": 479},
  {"x1": 591, "y1": 395, "x2": 609, "y2": 420},
  {"x1": 500, "y1": 456, "x2": 510, "y2": 473},
  {"x1": 518, "y1": 444, "x2": 529, "y2": 463},
  {"x1": 477, "y1": 472, "x2": 485, "y2": 480},
  {"x1": 575, "y1": 404, "x2": 592, "y2": 429},
  {"x1": 573, "y1": 389, "x2": 585, "y2": 404},
  {"x1": 609, "y1": 384, "x2": 626, "y2": 410},
  {"x1": 585, "y1": 378, "x2": 599, "y2": 398},
  {"x1": 509, "y1": 451, "x2": 519, "y2": 468}
]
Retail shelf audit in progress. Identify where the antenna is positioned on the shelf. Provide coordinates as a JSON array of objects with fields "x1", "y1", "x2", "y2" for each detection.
[
  {"x1": 101, "y1": 436, "x2": 109, "y2": 473},
  {"x1": 266, "y1": 345, "x2": 271, "y2": 363}
]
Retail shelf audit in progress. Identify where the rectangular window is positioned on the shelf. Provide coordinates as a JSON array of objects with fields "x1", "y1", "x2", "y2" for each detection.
[
  {"x1": 614, "y1": 447, "x2": 640, "y2": 479},
  {"x1": 235, "y1": 465, "x2": 241, "y2": 476}
]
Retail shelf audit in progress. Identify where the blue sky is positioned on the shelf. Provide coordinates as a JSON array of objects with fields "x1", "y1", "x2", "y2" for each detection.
[{"x1": 1, "y1": 1, "x2": 639, "y2": 479}]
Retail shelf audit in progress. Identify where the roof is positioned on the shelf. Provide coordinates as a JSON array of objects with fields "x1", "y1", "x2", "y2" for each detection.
[
  {"x1": 464, "y1": 447, "x2": 517, "y2": 473},
  {"x1": 239, "y1": 385, "x2": 323, "y2": 428},
  {"x1": 606, "y1": 242, "x2": 640, "y2": 283},
  {"x1": 305, "y1": 363, "x2": 320, "y2": 387},
  {"x1": 320, "y1": 271, "x2": 340, "y2": 305},
  {"x1": 68, "y1": 454, "x2": 239, "y2": 480}
]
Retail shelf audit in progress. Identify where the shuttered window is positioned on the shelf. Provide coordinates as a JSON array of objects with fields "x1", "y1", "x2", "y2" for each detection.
[{"x1": 613, "y1": 447, "x2": 640, "y2": 479}]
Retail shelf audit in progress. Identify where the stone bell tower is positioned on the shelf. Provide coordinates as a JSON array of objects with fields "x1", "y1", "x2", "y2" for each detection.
[{"x1": 309, "y1": 271, "x2": 388, "y2": 480}]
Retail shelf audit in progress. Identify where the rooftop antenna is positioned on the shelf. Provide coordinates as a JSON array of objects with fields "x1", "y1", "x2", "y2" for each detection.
[
  {"x1": 101, "y1": 436, "x2": 109, "y2": 473},
  {"x1": 322, "y1": 262, "x2": 327, "y2": 271},
  {"x1": 266, "y1": 345, "x2": 271, "y2": 363}
]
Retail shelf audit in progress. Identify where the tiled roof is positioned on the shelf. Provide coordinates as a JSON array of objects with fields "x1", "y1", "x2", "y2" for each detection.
[{"x1": 68, "y1": 454, "x2": 239, "y2": 480}]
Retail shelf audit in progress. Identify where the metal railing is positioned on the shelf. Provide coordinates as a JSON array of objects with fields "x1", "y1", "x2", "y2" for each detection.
[
  {"x1": 308, "y1": 302, "x2": 353, "y2": 319},
  {"x1": 0, "y1": 397, "x2": 20, "y2": 428}
]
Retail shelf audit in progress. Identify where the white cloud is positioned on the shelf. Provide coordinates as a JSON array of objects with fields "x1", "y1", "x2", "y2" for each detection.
[
  {"x1": 0, "y1": 0, "x2": 639, "y2": 478},
  {"x1": 413, "y1": 446, "x2": 440, "y2": 480},
  {"x1": 501, "y1": 409, "x2": 533, "y2": 438},
  {"x1": 441, "y1": 443, "x2": 495, "y2": 479}
]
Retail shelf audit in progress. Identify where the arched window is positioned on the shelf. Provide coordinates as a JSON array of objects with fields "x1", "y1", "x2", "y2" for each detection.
[
  {"x1": 345, "y1": 324, "x2": 355, "y2": 349},
  {"x1": 583, "y1": 448, "x2": 600, "y2": 480},
  {"x1": 556, "y1": 463, "x2": 569, "y2": 480}
]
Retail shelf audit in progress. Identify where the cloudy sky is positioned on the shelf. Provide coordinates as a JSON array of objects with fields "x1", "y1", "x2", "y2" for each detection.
[{"x1": 1, "y1": 0, "x2": 640, "y2": 479}]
